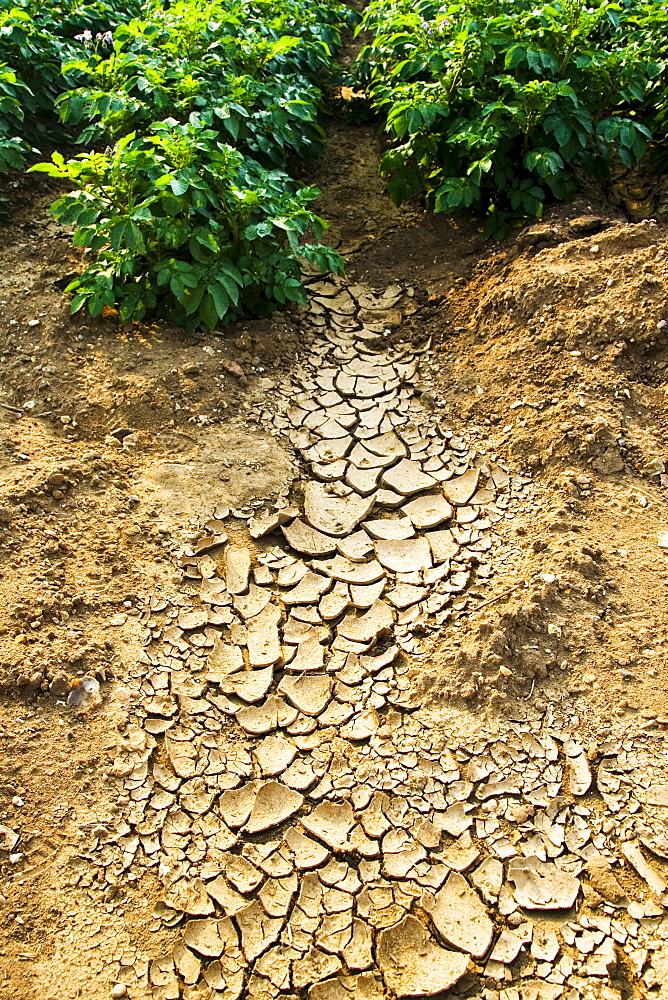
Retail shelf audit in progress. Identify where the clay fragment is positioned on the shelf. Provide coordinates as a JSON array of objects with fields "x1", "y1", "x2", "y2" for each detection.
[
  {"x1": 253, "y1": 735, "x2": 298, "y2": 776},
  {"x1": 377, "y1": 915, "x2": 469, "y2": 997},
  {"x1": 304, "y1": 482, "x2": 376, "y2": 537},
  {"x1": 381, "y1": 459, "x2": 436, "y2": 496},
  {"x1": 244, "y1": 781, "x2": 304, "y2": 834},
  {"x1": 282, "y1": 518, "x2": 339, "y2": 557},
  {"x1": 236, "y1": 695, "x2": 298, "y2": 735},
  {"x1": 225, "y1": 547, "x2": 252, "y2": 595},
  {"x1": 278, "y1": 674, "x2": 332, "y2": 716},
  {"x1": 283, "y1": 571, "x2": 332, "y2": 605},
  {"x1": 183, "y1": 917, "x2": 238, "y2": 959},
  {"x1": 374, "y1": 537, "x2": 432, "y2": 573},
  {"x1": 402, "y1": 493, "x2": 453, "y2": 529},
  {"x1": 363, "y1": 518, "x2": 414, "y2": 541},
  {"x1": 320, "y1": 581, "x2": 351, "y2": 620},
  {"x1": 423, "y1": 872, "x2": 494, "y2": 958},
  {"x1": 312, "y1": 554, "x2": 385, "y2": 586},
  {"x1": 426, "y1": 529, "x2": 459, "y2": 564},
  {"x1": 247, "y1": 602, "x2": 282, "y2": 667},
  {"x1": 303, "y1": 801, "x2": 355, "y2": 851},
  {"x1": 443, "y1": 469, "x2": 480, "y2": 505},
  {"x1": 221, "y1": 665, "x2": 274, "y2": 703},
  {"x1": 507, "y1": 857, "x2": 581, "y2": 910},
  {"x1": 338, "y1": 600, "x2": 394, "y2": 643}
]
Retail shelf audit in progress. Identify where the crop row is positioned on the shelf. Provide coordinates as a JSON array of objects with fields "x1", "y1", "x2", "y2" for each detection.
[
  {"x1": 3, "y1": 0, "x2": 352, "y2": 330},
  {"x1": 357, "y1": 0, "x2": 668, "y2": 236}
]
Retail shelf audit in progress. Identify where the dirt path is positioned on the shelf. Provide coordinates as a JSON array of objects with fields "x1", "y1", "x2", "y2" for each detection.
[{"x1": 1, "y1": 24, "x2": 668, "y2": 1000}]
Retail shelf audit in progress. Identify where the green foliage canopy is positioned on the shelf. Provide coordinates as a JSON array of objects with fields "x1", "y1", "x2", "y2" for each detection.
[{"x1": 357, "y1": 0, "x2": 668, "y2": 235}]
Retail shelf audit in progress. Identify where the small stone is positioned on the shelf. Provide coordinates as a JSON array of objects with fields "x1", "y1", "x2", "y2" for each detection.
[{"x1": 49, "y1": 672, "x2": 71, "y2": 698}]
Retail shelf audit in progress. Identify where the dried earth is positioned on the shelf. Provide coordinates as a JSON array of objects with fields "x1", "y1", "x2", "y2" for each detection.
[{"x1": 1, "y1": 73, "x2": 668, "y2": 1000}]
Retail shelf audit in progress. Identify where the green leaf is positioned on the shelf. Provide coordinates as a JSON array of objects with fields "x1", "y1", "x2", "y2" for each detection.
[
  {"x1": 170, "y1": 176, "x2": 190, "y2": 196},
  {"x1": 198, "y1": 292, "x2": 219, "y2": 331},
  {"x1": 209, "y1": 282, "x2": 230, "y2": 318},
  {"x1": 505, "y1": 45, "x2": 525, "y2": 69}
]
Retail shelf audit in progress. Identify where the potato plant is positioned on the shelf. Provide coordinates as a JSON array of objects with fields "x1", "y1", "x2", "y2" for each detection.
[
  {"x1": 32, "y1": 117, "x2": 342, "y2": 330},
  {"x1": 357, "y1": 0, "x2": 668, "y2": 235},
  {"x1": 29, "y1": 0, "x2": 350, "y2": 330}
]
